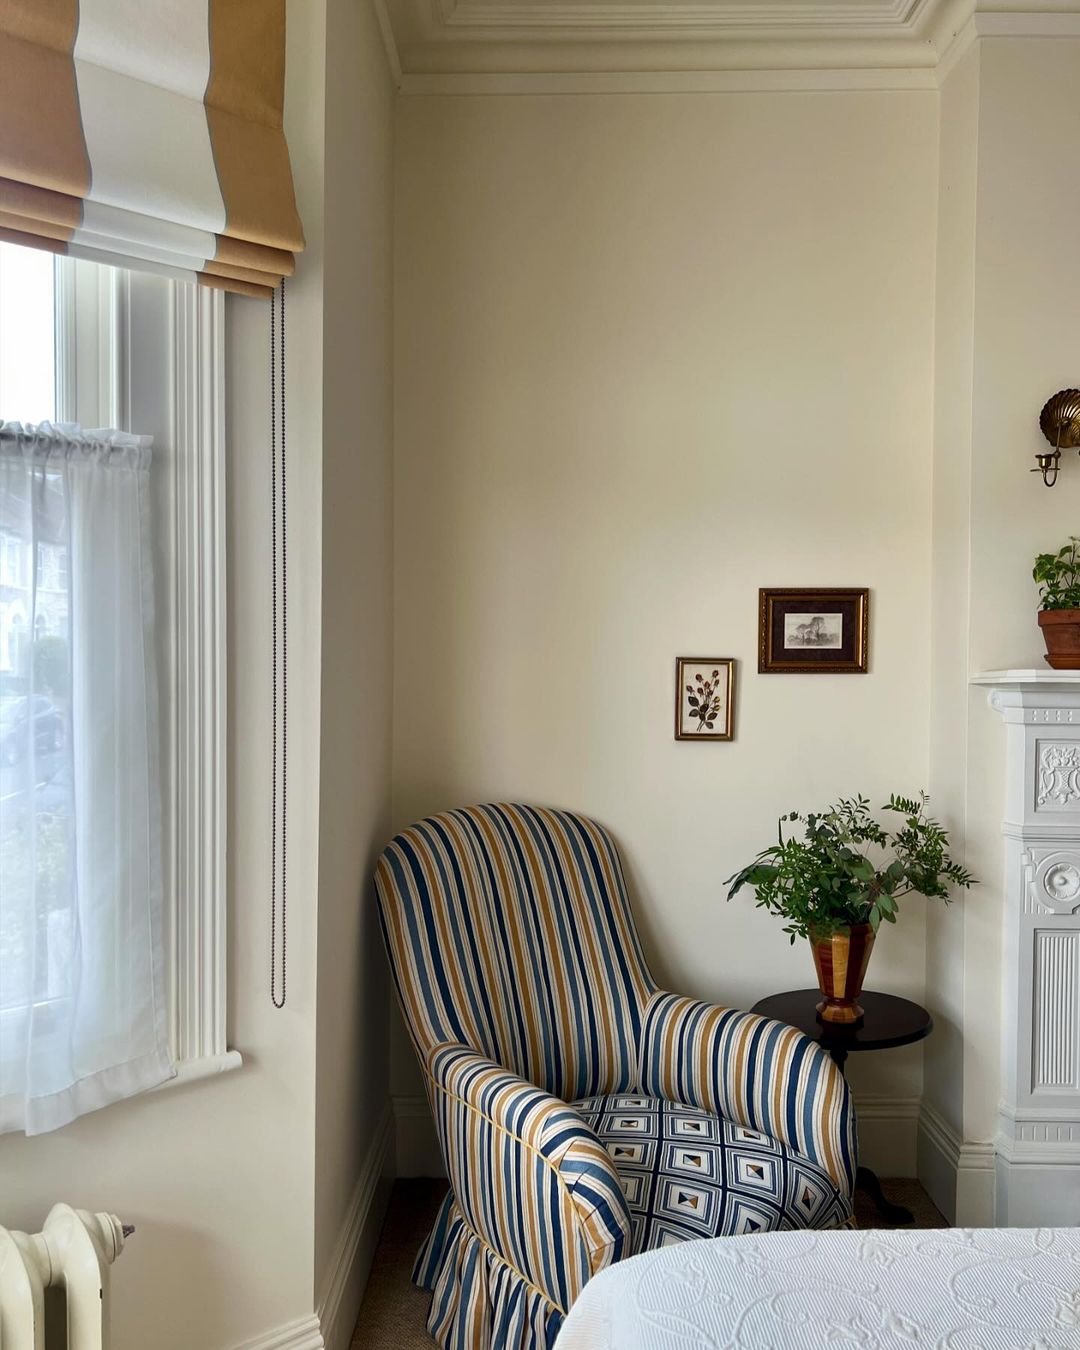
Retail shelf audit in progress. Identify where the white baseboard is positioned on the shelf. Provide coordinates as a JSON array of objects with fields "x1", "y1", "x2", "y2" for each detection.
[
  {"x1": 394, "y1": 1093, "x2": 446, "y2": 1178},
  {"x1": 317, "y1": 1101, "x2": 396, "y2": 1350},
  {"x1": 993, "y1": 1154, "x2": 1080, "y2": 1226},
  {"x1": 994, "y1": 1107, "x2": 1080, "y2": 1226},
  {"x1": 232, "y1": 1104, "x2": 394, "y2": 1350},
  {"x1": 916, "y1": 1102, "x2": 959, "y2": 1223},
  {"x1": 917, "y1": 1101, "x2": 996, "y2": 1226},
  {"x1": 230, "y1": 1316, "x2": 324, "y2": 1350}
]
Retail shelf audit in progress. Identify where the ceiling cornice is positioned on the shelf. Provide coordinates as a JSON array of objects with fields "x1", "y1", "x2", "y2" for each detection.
[
  {"x1": 379, "y1": 0, "x2": 1080, "y2": 92},
  {"x1": 435, "y1": 0, "x2": 923, "y2": 31},
  {"x1": 373, "y1": 0, "x2": 405, "y2": 84}
]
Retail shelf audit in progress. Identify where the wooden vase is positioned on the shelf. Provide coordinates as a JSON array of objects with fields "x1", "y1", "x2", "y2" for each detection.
[{"x1": 811, "y1": 924, "x2": 875, "y2": 1024}]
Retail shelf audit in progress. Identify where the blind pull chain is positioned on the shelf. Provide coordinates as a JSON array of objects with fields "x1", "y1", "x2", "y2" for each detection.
[{"x1": 270, "y1": 278, "x2": 288, "y2": 1009}]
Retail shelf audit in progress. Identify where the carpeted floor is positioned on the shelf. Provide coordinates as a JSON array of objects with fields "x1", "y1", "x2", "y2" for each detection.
[
  {"x1": 349, "y1": 1176, "x2": 947, "y2": 1348},
  {"x1": 350, "y1": 1179, "x2": 445, "y2": 1350}
]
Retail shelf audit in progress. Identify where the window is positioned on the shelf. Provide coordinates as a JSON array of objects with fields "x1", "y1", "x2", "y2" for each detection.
[
  {"x1": 0, "y1": 243, "x2": 230, "y2": 1134},
  {"x1": 36, "y1": 543, "x2": 68, "y2": 594},
  {"x1": 0, "y1": 532, "x2": 24, "y2": 587},
  {"x1": 0, "y1": 244, "x2": 55, "y2": 423}
]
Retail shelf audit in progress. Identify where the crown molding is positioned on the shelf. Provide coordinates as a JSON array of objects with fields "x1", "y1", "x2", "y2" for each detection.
[
  {"x1": 386, "y1": 0, "x2": 1080, "y2": 92},
  {"x1": 398, "y1": 64, "x2": 937, "y2": 90},
  {"x1": 436, "y1": 0, "x2": 923, "y2": 31},
  {"x1": 934, "y1": 10, "x2": 977, "y2": 78},
  {"x1": 394, "y1": 34, "x2": 944, "y2": 81},
  {"x1": 936, "y1": 7, "x2": 1080, "y2": 76},
  {"x1": 373, "y1": 0, "x2": 404, "y2": 88},
  {"x1": 970, "y1": 6, "x2": 1080, "y2": 29}
]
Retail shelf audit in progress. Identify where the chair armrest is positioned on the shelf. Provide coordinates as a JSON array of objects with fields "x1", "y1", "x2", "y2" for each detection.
[
  {"x1": 426, "y1": 1043, "x2": 632, "y2": 1316},
  {"x1": 638, "y1": 991, "x2": 856, "y2": 1195}
]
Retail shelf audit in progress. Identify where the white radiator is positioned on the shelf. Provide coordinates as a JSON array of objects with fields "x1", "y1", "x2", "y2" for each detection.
[{"x1": 0, "y1": 1206, "x2": 128, "y2": 1350}]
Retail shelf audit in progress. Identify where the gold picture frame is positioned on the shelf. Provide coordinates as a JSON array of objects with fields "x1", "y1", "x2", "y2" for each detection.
[
  {"x1": 675, "y1": 657, "x2": 736, "y2": 740},
  {"x1": 758, "y1": 588, "x2": 869, "y2": 673}
]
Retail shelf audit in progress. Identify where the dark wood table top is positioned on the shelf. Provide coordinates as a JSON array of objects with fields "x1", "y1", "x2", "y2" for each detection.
[{"x1": 750, "y1": 989, "x2": 933, "y2": 1054}]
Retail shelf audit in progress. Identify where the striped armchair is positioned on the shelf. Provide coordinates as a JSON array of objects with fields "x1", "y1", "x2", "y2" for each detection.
[{"x1": 375, "y1": 804, "x2": 856, "y2": 1350}]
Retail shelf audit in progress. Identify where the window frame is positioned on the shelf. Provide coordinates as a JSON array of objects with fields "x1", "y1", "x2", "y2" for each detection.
[
  {"x1": 166, "y1": 278, "x2": 235, "y2": 1077},
  {"x1": 54, "y1": 257, "x2": 236, "y2": 1080}
]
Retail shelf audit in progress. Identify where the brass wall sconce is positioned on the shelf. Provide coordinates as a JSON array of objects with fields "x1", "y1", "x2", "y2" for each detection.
[{"x1": 1034, "y1": 389, "x2": 1080, "y2": 487}]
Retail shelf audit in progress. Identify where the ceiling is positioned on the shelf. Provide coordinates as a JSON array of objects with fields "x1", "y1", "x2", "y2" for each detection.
[{"x1": 377, "y1": 0, "x2": 991, "y2": 88}]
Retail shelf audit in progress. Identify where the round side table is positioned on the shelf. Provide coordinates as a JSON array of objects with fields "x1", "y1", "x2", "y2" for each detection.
[{"x1": 751, "y1": 989, "x2": 932, "y2": 1225}]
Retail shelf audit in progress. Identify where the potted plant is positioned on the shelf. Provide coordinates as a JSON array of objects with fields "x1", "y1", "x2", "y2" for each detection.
[
  {"x1": 727, "y1": 795, "x2": 974, "y2": 1024},
  {"x1": 1034, "y1": 537, "x2": 1080, "y2": 669}
]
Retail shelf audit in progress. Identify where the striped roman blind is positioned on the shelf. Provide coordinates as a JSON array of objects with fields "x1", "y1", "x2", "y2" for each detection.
[{"x1": 0, "y1": 0, "x2": 304, "y2": 299}]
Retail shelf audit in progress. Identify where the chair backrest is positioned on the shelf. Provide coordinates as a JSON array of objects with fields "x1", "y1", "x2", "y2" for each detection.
[{"x1": 375, "y1": 804, "x2": 655, "y2": 1102}]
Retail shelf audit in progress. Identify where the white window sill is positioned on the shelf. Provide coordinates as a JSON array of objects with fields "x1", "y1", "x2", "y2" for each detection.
[{"x1": 152, "y1": 1049, "x2": 243, "y2": 1095}]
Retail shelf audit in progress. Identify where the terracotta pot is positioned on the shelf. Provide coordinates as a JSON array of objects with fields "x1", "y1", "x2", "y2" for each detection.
[
  {"x1": 1039, "y1": 609, "x2": 1080, "y2": 670},
  {"x1": 811, "y1": 924, "x2": 875, "y2": 1025}
]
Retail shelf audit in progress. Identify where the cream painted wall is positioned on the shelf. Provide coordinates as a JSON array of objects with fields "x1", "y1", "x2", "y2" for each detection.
[
  {"x1": 926, "y1": 44, "x2": 980, "y2": 1146},
  {"x1": 926, "y1": 39, "x2": 1080, "y2": 1181},
  {"x1": 314, "y1": 0, "x2": 395, "y2": 1334},
  {"x1": 0, "y1": 4, "x2": 396, "y2": 1348},
  {"x1": 392, "y1": 90, "x2": 939, "y2": 1123}
]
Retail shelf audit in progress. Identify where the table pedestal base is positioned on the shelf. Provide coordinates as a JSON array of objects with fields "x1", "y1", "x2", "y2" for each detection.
[{"x1": 856, "y1": 1165, "x2": 914, "y2": 1225}]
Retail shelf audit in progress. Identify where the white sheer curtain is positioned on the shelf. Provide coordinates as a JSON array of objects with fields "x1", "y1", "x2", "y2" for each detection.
[{"x1": 0, "y1": 422, "x2": 173, "y2": 1135}]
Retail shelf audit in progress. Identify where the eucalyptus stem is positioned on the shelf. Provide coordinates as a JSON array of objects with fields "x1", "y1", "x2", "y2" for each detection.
[{"x1": 726, "y1": 793, "x2": 975, "y2": 943}]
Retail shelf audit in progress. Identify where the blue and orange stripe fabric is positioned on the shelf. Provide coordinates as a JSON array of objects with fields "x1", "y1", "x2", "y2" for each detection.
[
  {"x1": 375, "y1": 804, "x2": 857, "y2": 1350},
  {"x1": 638, "y1": 992, "x2": 856, "y2": 1193},
  {"x1": 377, "y1": 804, "x2": 652, "y2": 1103},
  {"x1": 427, "y1": 1044, "x2": 631, "y2": 1315}
]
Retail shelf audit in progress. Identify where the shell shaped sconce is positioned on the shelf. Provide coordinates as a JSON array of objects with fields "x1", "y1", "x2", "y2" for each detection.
[{"x1": 1035, "y1": 389, "x2": 1080, "y2": 487}]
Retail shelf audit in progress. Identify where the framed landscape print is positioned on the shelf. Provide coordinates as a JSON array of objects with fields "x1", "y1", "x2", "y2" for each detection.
[
  {"x1": 758, "y1": 588, "x2": 869, "y2": 673},
  {"x1": 675, "y1": 658, "x2": 736, "y2": 740}
]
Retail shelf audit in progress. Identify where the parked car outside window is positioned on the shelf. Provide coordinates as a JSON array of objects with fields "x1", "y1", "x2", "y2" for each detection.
[{"x1": 0, "y1": 696, "x2": 64, "y2": 765}]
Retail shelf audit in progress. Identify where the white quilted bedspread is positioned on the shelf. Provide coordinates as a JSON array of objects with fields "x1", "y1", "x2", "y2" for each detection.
[{"x1": 554, "y1": 1227, "x2": 1080, "y2": 1349}]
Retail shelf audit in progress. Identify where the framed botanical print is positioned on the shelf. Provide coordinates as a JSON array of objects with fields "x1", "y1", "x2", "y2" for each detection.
[
  {"x1": 758, "y1": 588, "x2": 869, "y2": 673},
  {"x1": 675, "y1": 658, "x2": 736, "y2": 740}
]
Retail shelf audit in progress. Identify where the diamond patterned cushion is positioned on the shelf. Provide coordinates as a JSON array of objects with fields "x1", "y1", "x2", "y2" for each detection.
[{"x1": 572, "y1": 1094, "x2": 850, "y2": 1250}]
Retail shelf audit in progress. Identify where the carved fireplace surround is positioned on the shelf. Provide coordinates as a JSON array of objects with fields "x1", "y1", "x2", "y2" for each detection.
[{"x1": 976, "y1": 670, "x2": 1080, "y2": 1224}]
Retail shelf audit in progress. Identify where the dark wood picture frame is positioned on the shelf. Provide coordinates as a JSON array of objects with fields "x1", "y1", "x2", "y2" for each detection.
[
  {"x1": 675, "y1": 657, "x2": 736, "y2": 740},
  {"x1": 758, "y1": 588, "x2": 869, "y2": 674}
]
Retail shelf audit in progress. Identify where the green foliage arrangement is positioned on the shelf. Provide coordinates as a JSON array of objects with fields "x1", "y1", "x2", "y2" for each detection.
[
  {"x1": 1033, "y1": 538, "x2": 1080, "y2": 611},
  {"x1": 726, "y1": 794, "x2": 975, "y2": 943}
]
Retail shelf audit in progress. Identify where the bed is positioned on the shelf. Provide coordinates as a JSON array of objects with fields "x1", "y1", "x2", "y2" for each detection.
[{"x1": 553, "y1": 1225, "x2": 1080, "y2": 1349}]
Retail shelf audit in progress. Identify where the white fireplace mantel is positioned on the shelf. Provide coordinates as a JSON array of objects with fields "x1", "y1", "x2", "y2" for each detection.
[
  {"x1": 976, "y1": 669, "x2": 1080, "y2": 1226},
  {"x1": 972, "y1": 670, "x2": 1080, "y2": 685}
]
